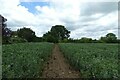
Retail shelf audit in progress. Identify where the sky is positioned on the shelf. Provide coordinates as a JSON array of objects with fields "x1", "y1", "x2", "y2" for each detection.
[{"x1": 0, "y1": 0, "x2": 119, "y2": 39}]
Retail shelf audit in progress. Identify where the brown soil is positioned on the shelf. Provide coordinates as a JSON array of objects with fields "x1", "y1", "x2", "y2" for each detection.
[{"x1": 42, "y1": 44, "x2": 80, "y2": 78}]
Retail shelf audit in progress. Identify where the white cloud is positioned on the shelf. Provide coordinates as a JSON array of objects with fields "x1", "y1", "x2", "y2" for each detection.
[
  {"x1": 20, "y1": 0, "x2": 119, "y2": 2},
  {"x1": 0, "y1": 0, "x2": 118, "y2": 39},
  {"x1": 70, "y1": 11, "x2": 118, "y2": 39},
  {"x1": 0, "y1": 0, "x2": 37, "y2": 26},
  {"x1": 96, "y1": 11, "x2": 118, "y2": 27},
  {"x1": 91, "y1": 13, "x2": 104, "y2": 18}
]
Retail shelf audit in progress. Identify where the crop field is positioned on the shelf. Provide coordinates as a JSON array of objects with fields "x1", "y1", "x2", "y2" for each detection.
[
  {"x1": 2, "y1": 42, "x2": 53, "y2": 78},
  {"x1": 2, "y1": 43, "x2": 119, "y2": 78},
  {"x1": 59, "y1": 43, "x2": 119, "y2": 78}
]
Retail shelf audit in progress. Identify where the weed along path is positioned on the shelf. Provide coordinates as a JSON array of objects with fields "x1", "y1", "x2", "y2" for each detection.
[{"x1": 42, "y1": 44, "x2": 80, "y2": 78}]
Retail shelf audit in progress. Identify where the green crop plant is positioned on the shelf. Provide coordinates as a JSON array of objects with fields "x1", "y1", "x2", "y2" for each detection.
[
  {"x1": 2, "y1": 42, "x2": 53, "y2": 78},
  {"x1": 59, "y1": 43, "x2": 118, "y2": 78}
]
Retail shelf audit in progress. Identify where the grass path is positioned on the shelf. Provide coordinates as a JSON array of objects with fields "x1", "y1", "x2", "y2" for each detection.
[{"x1": 42, "y1": 44, "x2": 80, "y2": 78}]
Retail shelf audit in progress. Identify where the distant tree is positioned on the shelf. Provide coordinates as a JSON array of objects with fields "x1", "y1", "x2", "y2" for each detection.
[
  {"x1": 43, "y1": 31, "x2": 50, "y2": 41},
  {"x1": 79, "y1": 37, "x2": 92, "y2": 43},
  {"x1": 92, "y1": 39, "x2": 99, "y2": 43},
  {"x1": 68, "y1": 38, "x2": 74, "y2": 42},
  {"x1": 100, "y1": 37, "x2": 107, "y2": 43},
  {"x1": 67, "y1": 38, "x2": 74, "y2": 43},
  {"x1": 10, "y1": 37, "x2": 27, "y2": 43},
  {"x1": 43, "y1": 25, "x2": 70, "y2": 43},
  {"x1": 11, "y1": 31, "x2": 18, "y2": 37},
  {"x1": 50, "y1": 25, "x2": 70, "y2": 41},
  {"x1": 100, "y1": 33, "x2": 117, "y2": 43},
  {"x1": 17, "y1": 27, "x2": 36, "y2": 42},
  {"x1": 33, "y1": 37, "x2": 43, "y2": 42},
  {"x1": 105, "y1": 33, "x2": 117, "y2": 43},
  {"x1": 43, "y1": 31, "x2": 58, "y2": 43},
  {"x1": 117, "y1": 39, "x2": 120, "y2": 43},
  {"x1": 10, "y1": 31, "x2": 27, "y2": 43}
]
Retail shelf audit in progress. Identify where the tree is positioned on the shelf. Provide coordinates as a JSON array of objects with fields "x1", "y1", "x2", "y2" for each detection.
[
  {"x1": 1, "y1": 15, "x2": 12, "y2": 44},
  {"x1": 105, "y1": 33, "x2": 117, "y2": 43},
  {"x1": 100, "y1": 37, "x2": 107, "y2": 43},
  {"x1": 33, "y1": 37, "x2": 43, "y2": 42},
  {"x1": 17, "y1": 27, "x2": 36, "y2": 42},
  {"x1": 79, "y1": 37, "x2": 92, "y2": 43},
  {"x1": 100, "y1": 33, "x2": 117, "y2": 43},
  {"x1": 50, "y1": 25, "x2": 70, "y2": 41},
  {"x1": 9, "y1": 31, "x2": 27, "y2": 43},
  {"x1": 11, "y1": 31, "x2": 18, "y2": 37},
  {"x1": 68, "y1": 38, "x2": 74, "y2": 43},
  {"x1": 43, "y1": 25, "x2": 70, "y2": 43},
  {"x1": 10, "y1": 37, "x2": 27, "y2": 43}
]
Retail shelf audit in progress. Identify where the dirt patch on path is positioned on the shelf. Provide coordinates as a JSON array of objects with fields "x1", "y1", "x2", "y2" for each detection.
[{"x1": 42, "y1": 44, "x2": 80, "y2": 78}]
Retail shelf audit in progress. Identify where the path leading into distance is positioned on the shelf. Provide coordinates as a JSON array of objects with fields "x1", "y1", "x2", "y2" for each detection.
[{"x1": 42, "y1": 44, "x2": 80, "y2": 78}]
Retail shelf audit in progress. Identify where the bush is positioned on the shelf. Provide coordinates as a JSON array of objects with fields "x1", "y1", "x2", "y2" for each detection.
[{"x1": 10, "y1": 37, "x2": 27, "y2": 43}]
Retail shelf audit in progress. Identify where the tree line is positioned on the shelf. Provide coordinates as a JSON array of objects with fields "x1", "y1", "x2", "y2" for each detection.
[{"x1": 1, "y1": 15, "x2": 120, "y2": 44}]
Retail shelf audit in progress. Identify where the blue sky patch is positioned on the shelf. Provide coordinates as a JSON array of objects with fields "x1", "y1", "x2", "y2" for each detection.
[{"x1": 20, "y1": 2, "x2": 49, "y2": 14}]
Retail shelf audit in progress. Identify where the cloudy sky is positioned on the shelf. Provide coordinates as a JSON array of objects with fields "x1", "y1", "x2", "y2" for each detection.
[{"x1": 0, "y1": 0, "x2": 119, "y2": 39}]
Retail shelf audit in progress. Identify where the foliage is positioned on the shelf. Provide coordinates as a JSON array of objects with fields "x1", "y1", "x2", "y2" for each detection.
[
  {"x1": 43, "y1": 25, "x2": 70, "y2": 43},
  {"x1": 1, "y1": 15, "x2": 12, "y2": 44},
  {"x1": 66, "y1": 33, "x2": 118, "y2": 43},
  {"x1": 2, "y1": 42, "x2": 53, "y2": 78},
  {"x1": 9, "y1": 31, "x2": 27, "y2": 43},
  {"x1": 1, "y1": 17, "x2": 118, "y2": 44},
  {"x1": 43, "y1": 31, "x2": 58, "y2": 43},
  {"x1": 106, "y1": 33, "x2": 117, "y2": 43},
  {"x1": 33, "y1": 37, "x2": 43, "y2": 42},
  {"x1": 79, "y1": 37, "x2": 92, "y2": 43},
  {"x1": 100, "y1": 33, "x2": 117, "y2": 43},
  {"x1": 59, "y1": 43, "x2": 118, "y2": 78},
  {"x1": 10, "y1": 36, "x2": 27, "y2": 43},
  {"x1": 50, "y1": 25, "x2": 70, "y2": 40},
  {"x1": 17, "y1": 27, "x2": 36, "y2": 42},
  {"x1": 66, "y1": 38, "x2": 95, "y2": 43}
]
